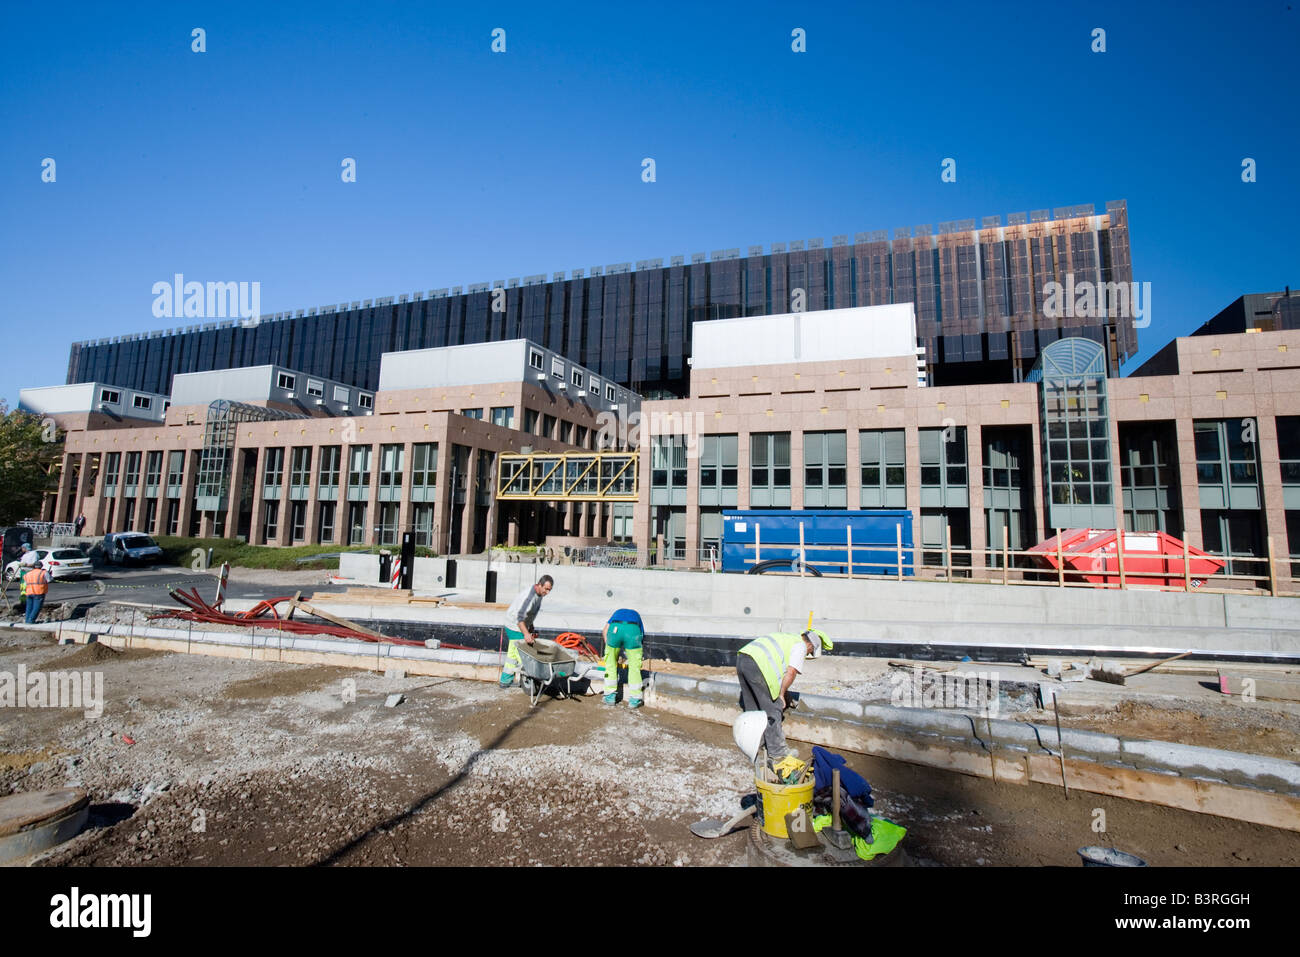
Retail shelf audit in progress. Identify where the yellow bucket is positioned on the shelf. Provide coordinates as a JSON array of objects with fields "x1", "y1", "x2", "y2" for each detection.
[{"x1": 754, "y1": 775, "x2": 815, "y2": 839}]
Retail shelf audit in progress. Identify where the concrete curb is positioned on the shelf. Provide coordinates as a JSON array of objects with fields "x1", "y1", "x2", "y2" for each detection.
[{"x1": 644, "y1": 671, "x2": 1300, "y2": 831}]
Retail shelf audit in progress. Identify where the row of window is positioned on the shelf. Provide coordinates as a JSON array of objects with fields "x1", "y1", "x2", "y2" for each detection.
[
  {"x1": 528, "y1": 348, "x2": 618, "y2": 401},
  {"x1": 273, "y1": 373, "x2": 372, "y2": 408},
  {"x1": 99, "y1": 388, "x2": 169, "y2": 413}
]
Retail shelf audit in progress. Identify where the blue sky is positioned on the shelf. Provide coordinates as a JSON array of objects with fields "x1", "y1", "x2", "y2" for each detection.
[{"x1": 1, "y1": 0, "x2": 1296, "y2": 406}]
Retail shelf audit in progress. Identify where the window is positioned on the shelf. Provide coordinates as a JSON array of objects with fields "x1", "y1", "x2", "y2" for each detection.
[
  {"x1": 523, "y1": 409, "x2": 540, "y2": 433},
  {"x1": 1042, "y1": 376, "x2": 1110, "y2": 513},
  {"x1": 491, "y1": 406, "x2": 515, "y2": 428},
  {"x1": 699, "y1": 435, "x2": 738, "y2": 507},
  {"x1": 560, "y1": 421, "x2": 573, "y2": 444},
  {"x1": 348, "y1": 446, "x2": 372, "y2": 493},
  {"x1": 263, "y1": 447, "x2": 285, "y2": 488},
  {"x1": 576, "y1": 425, "x2": 589, "y2": 449},
  {"x1": 1119, "y1": 424, "x2": 1180, "y2": 535},
  {"x1": 588, "y1": 378, "x2": 600, "y2": 396},
  {"x1": 461, "y1": 408, "x2": 483, "y2": 420},
  {"x1": 606, "y1": 384, "x2": 617, "y2": 402},
  {"x1": 163, "y1": 401, "x2": 170, "y2": 413},
  {"x1": 306, "y1": 380, "x2": 324, "y2": 398},
  {"x1": 100, "y1": 389, "x2": 120, "y2": 405},
  {"x1": 379, "y1": 443, "x2": 404, "y2": 498},
  {"x1": 920, "y1": 427, "x2": 968, "y2": 493},
  {"x1": 571, "y1": 369, "x2": 584, "y2": 388},
  {"x1": 104, "y1": 452, "x2": 121, "y2": 490},
  {"x1": 358, "y1": 393, "x2": 373, "y2": 409},
  {"x1": 542, "y1": 414, "x2": 557, "y2": 439},
  {"x1": 1195, "y1": 419, "x2": 1261, "y2": 510},
  {"x1": 1280, "y1": 417, "x2": 1300, "y2": 487},
  {"x1": 290, "y1": 447, "x2": 312, "y2": 496},
  {"x1": 347, "y1": 503, "x2": 367, "y2": 544},
  {"x1": 377, "y1": 503, "x2": 399, "y2": 546},
  {"x1": 529, "y1": 349, "x2": 544, "y2": 371},
  {"x1": 133, "y1": 395, "x2": 152, "y2": 410},
  {"x1": 277, "y1": 373, "x2": 296, "y2": 390},
  {"x1": 750, "y1": 432, "x2": 791, "y2": 507},
  {"x1": 166, "y1": 451, "x2": 185, "y2": 488},
  {"x1": 860, "y1": 430, "x2": 906, "y2": 507},
  {"x1": 262, "y1": 501, "x2": 280, "y2": 540},
  {"x1": 318, "y1": 502, "x2": 336, "y2": 542},
  {"x1": 334, "y1": 385, "x2": 350, "y2": 403},
  {"x1": 803, "y1": 431, "x2": 847, "y2": 507},
  {"x1": 290, "y1": 501, "x2": 306, "y2": 541},
  {"x1": 143, "y1": 451, "x2": 163, "y2": 488},
  {"x1": 551, "y1": 358, "x2": 565, "y2": 380},
  {"x1": 318, "y1": 446, "x2": 341, "y2": 487},
  {"x1": 412, "y1": 504, "x2": 435, "y2": 546},
  {"x1": 411, "y1": 443, "x2": 438, "y2": 501},
  {"x1": 124, "y1": 451, "x2": 142, "y2": 486}
]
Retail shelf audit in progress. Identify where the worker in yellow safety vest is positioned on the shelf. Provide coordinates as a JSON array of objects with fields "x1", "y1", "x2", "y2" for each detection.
[
  {"x1": 23, "y1": 566, "x2": 50, "y2": 624},
  {"x1": 735, "y1": 629, "x2": 832, "y2": 768}
]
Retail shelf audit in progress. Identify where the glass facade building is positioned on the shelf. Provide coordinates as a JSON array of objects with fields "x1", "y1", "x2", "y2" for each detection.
[{"x1": 67, "y1": 203, "x2": 1135, "y2": 399}]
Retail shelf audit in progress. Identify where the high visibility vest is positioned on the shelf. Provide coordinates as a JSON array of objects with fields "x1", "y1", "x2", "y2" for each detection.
[
  {"x1": 23, "y1": 568, "x2": 49, "y2": 596},
  {"x1": 738, "y1": 632, "x2": 804, "y2": 700}
]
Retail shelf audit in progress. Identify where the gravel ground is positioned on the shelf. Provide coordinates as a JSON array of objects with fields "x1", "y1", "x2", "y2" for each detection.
[{"x1": 4, "y1": 628, "x2": 1298, "y2": 867}]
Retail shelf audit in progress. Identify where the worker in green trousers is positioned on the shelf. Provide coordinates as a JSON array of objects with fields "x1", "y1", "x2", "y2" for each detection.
[{"x1": 602, "y1": 608, "x2": 645, "y2": 708}]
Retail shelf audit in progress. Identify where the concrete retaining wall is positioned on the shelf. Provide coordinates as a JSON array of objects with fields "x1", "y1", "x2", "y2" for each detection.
[{"x1": 336, "y1": 554, "x2": 1300, "y2": 656}]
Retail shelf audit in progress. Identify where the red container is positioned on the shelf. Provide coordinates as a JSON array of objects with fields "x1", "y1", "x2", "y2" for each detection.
[{"x1": 1028, "y1": 529, "x2": 1225, "y2": 588}]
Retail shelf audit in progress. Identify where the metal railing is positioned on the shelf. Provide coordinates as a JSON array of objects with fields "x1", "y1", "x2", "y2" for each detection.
[
  {"x1": 729, "y1": 525, "x2": 1297, "y2": 597},
  {"x1": 18, "y1": 520, "x2": 77, "y2": 538}
]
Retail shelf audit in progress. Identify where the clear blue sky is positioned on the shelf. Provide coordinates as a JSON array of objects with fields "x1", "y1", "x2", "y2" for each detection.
[{"x1": 2, "y1": 0, "x2": 1296, "y2": 406}]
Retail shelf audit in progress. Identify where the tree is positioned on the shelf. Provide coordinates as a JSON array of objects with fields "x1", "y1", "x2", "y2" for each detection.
[{"x1": 0, "y1": 401, "x2": 62, "y2": 525}]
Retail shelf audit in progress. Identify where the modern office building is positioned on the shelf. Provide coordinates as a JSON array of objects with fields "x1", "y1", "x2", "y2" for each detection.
[
  {"x1": 632, "y1": 302, "x2": 1300, "y2": 588},
  {"x1": 65, "y1": 202, "x2": 1135, "y2": 399}
]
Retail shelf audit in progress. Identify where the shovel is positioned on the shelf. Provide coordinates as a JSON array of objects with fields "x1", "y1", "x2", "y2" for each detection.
[{"x1": 690, "y1": 804, "x2": 756, "y2": 839}]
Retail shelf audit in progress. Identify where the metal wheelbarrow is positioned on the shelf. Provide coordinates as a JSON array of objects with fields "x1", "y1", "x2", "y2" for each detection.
[{"x1": 515, "y1": 638, "x2": 579, "y2": 706}]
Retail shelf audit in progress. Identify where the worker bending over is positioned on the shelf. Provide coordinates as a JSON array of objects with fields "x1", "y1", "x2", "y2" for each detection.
[
  {"x1": 736, "y1": 629, "x2": 832, "y2": 768},
  {"x1": 602, "y1": 608, "x2": 645, "y2": 708},
  {"x1": 499, "y1": 575, "x2": 554, "y2": 688}
]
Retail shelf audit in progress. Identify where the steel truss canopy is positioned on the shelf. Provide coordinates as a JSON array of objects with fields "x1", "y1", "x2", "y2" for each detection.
[{"x1": 496, "y1": 452, "x2": 638, "y2": 501}]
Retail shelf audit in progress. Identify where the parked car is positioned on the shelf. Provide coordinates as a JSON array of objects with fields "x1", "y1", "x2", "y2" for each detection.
[
  {"x1": 102, "y1": 532, "x2": 164, "y2": 566},
  {"x1": 3, "y1": 548, "x2": 94, "y2": 582}
]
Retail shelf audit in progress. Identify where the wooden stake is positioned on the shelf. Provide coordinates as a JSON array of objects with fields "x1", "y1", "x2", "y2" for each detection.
[
  {"x1": 1267, "y1": 535, "x2": 1278, "y2": 596},
  {"x1": 1116, "y1": 526, "x2": 1126, "y2": 590},
  {"x1": 1183, "y1": 535, "x2": 1192, "y2": 592},
  {"x1": 1056, "y1": 528, "x2": 1064, "y2": 588},
  {"x1": 896, "y1": 523, "x2": 903, "y2": 581}
]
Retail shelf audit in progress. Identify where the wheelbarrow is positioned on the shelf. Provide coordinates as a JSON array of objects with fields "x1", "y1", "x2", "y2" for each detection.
[{"x1": 515, "y1": 638, "x2": 580, "y2": 706}]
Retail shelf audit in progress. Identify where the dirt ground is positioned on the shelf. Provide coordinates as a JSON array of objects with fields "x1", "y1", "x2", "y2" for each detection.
[{"x1": 3, "y1": 629, "x2": 1299, "y2": 867}]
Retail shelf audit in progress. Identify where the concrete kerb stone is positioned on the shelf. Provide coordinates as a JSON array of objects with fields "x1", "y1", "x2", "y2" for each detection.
[{"x1": 646, "y1": 671, "x2": 1300, "y2": 797}]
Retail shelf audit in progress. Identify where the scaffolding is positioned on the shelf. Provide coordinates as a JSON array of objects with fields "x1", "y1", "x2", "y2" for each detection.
[{"x1": 496, "y1": 451, "x2": 638, "y2": 501}]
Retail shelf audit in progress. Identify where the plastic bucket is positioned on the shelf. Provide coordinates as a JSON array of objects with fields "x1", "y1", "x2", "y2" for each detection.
[{"x1": 754, "y1": 775, "x2": 815, "y2": 839}]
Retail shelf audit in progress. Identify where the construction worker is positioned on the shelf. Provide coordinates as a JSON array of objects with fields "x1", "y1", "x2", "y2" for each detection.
[
  {"x1": 23, "y1": 565, "x2": 50, "y2": 624},
  {"x1": 499, "y1": 575, "x2": 554, "y2": 688},
  {"x1": 602, "y1": 608, "x2": 645, "y2": 708},
  {"x1": 736, "y1": 629, "x2": 832, "y2": 771}
]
